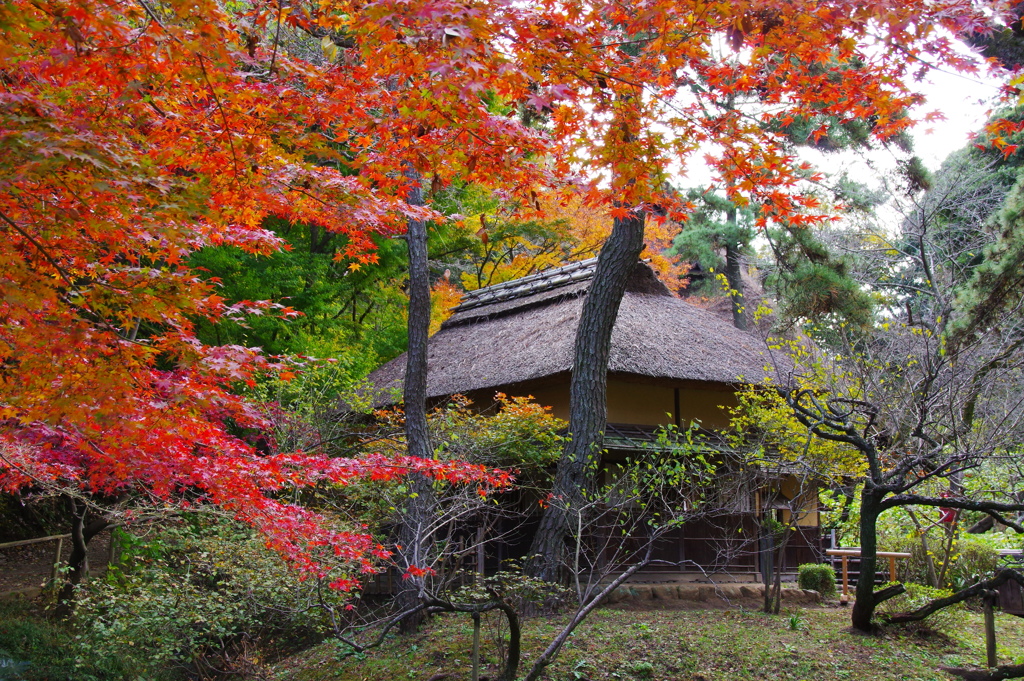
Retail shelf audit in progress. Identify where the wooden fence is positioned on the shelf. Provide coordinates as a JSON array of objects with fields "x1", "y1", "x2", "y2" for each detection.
[{"x1": 0, "y1": 534, "x2": 70, "y2": 585}]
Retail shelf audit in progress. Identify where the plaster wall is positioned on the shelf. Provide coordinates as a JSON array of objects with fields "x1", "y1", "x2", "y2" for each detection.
[
  {"x1": 780, "y1": 475, "x2": 820, "y2": 527},
  {"x1": 506, "y1": 379, "x2": 738, "y2": 429}
]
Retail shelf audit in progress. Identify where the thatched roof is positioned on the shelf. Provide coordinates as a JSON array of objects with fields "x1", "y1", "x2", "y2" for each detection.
[{"x1": 367, "y1": 259, "x2": 780, "y2": 403}]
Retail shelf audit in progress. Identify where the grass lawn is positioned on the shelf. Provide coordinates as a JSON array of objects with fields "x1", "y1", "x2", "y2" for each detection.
[{"x1": 273, "y1": 603, "x2": 1024, "y2": 681}]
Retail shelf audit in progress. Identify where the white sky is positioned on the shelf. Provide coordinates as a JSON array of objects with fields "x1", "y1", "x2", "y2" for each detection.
[
  {"x1": 799, "y1": 59, "x2": 1009, "y2": 188},
  {"x1": 667, "y1": 55, "x2": 1012, "y2": 253},
  {"x1": 910, "y1": 65, "x2": 1007, "y2": 169},
  {"x1": 673, "y1": 47, "x2": 1010, "y2": 194}
]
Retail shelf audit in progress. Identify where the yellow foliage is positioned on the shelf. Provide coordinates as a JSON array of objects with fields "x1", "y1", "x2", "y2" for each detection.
[
  {"x1": 429, "y1": 277, "x2": 462, "y2": 335},
  {"x1": 725, "y1": 384, "x2": 866, "y2": 485},
  {"x1": 461, "y1": 193, "x2": 688, "y2": 292}
]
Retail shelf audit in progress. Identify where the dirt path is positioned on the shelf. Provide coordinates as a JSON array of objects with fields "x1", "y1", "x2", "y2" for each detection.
[{"x1": 0, "y1": 530, "x2": 113, "y2": 598}]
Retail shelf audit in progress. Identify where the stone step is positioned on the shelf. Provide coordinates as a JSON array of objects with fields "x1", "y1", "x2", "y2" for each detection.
[{"x1": 604, "y1": 583, "x2": 821, "y2": 607}]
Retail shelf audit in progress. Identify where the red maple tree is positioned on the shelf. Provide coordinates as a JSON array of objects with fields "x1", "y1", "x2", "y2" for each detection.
[
  {"x1": 0, "y1": 0, "x2": 525, "y2": 588},
  {"x1": 0, "y1": 0, "x2": 1003, "y2": 593}
]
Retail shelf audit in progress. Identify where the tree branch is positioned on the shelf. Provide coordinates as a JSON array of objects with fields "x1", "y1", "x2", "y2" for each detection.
[
  {"x1": 879, "y1": 494, "x2": 1024, "y2": 515},
  {"x1": 940, "y1": 664, "x2": 1024, "y2": 681},
  {"x1": 884, "y1": 569, "x2": 1024, "y2": 625},
  {"x1": 872, "y1": 583, "x2": 907, "y2": 606},
  {"x1": 522, "y1": 547, "x2": 653, "y2": 681},
  {"x1": 0, "y1": 209, "x2": 77, "y2": 290}
]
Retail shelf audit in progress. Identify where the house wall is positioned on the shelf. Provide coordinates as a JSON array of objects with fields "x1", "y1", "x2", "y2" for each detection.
[
  {"x1": 677, "y1": 386, "x2": 739, "y2": 429},
  {"x1": 606, "y1": 382, "x2": 674, "y2": 426},
  {"x1": 517, "y1": 379, "x2": 738, "y2": 429},
  {"x1": 779, "y1": 475, "x2": 820, "y2": 527},
  {"x1": 465, "y1": 378, "x2": 823, "y2": 577},
  {"x1": 522, "y1": 383, "x2": 570, "y2": 420}
]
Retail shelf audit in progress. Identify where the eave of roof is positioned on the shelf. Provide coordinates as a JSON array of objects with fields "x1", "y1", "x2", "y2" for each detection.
[
  {"x1": 454, "y1": 258, "x2": 598, "y2": 314},
  {"x1": 365, "y1": 261, "x2": 782, "y2": 405}
]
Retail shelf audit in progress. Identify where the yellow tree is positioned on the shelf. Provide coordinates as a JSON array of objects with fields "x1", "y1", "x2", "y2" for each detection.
[{"x1": 460, "y1": 195, "x2": 688, "y2": 291}]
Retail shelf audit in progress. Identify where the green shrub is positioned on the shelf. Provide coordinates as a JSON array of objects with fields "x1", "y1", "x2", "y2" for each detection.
[
  {"x1": 0, "y1": 600, "x2": 131, "y2": 680},
  {"x1": 797, "y1": 563, "x2": 837, "y2": 599},
  {"x1": 629, "y1": 660, "x2": 655, "y2": 678},
  {"x1": 878, "y1": 525, "x2": 1007, "y2": 589},
  {"x1": 947, "y1": 534, "x2": 1002, "y2": 590},
  {"x1": 875, "y1": 504, "x2": 1014, "y2": 589},
  {"x1": 73, "y1": 518, "x2": 345, "y2": 678},
  {"x1": 875, "y1": 583, "x2": 968, "y2": 635}
]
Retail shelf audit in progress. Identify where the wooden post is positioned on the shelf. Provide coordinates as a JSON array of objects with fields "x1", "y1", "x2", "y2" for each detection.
[
  {"x1": 51, "y1": 536, "x2": 63, "y2": 584},
  {"x1": 476, "y1": 525, "x2": 486, "y2": 583},
  {"x1": 985, "y1": 590, "x2": 997, "y2": 668},
  {"x1": 827, "y1": 549, "x2": 910, "y2": 605},
  {"x1": 841, "y1": 555, "x2": 849, "y2": 603},
  {"x1": 472, "y1": 611, "x2": 481, "y2": 681}
]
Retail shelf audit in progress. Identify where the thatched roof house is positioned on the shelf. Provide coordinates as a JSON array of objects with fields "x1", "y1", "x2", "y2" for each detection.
[
  {"x1": 367, "y1": 259, "x2": 780, "y2": 428},
  {"x1": 365, "y1": 260, "x2": 820, "y2": 582}
]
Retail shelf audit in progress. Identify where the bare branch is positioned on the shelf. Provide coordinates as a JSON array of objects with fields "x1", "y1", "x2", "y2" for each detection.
[{"x1": 884, "y1": 569, "x2": 1024, "y2": 625}]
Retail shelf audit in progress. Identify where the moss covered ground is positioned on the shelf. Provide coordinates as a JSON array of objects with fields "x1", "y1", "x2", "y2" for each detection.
[{"x1": 273, "y1": 604, "x2": 1024, "y2": 681}]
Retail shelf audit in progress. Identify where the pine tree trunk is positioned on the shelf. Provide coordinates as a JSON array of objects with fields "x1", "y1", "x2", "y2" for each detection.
[
  {"x1": 402, "y1": 176, "x2": 431, "y2": 461},
  {"x1": 526, "y1": 211, "x2": 645, "y2": 581},
  {"x1": 724, "y1": 231, "x2": 747, "y2": 331},
  {"x1": 397, "y1": 169, "x2": 434, "y2": 633}
]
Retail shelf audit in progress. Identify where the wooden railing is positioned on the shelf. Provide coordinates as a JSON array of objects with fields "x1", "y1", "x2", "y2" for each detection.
[
  {"x1": 826, "y1": 548, "x2": 912, "y2": 603},
  {"x1": 0, "y1": 534, "x2": 71, "y2": 585}
]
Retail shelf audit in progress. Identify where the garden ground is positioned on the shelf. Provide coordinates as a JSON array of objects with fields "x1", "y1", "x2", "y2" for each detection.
[{"x1": 274, "y1": 600, "x2": 1024, "y2": 681}]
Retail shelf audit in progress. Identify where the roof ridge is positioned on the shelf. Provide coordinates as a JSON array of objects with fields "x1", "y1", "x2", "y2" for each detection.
[{"x1": 453, "y1": 257, "x2": 598, "y2": 313}]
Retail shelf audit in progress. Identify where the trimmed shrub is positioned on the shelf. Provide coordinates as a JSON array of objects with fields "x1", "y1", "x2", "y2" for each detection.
[
  {"x1": 797, "y1": 563, "x2": 837, "y2": 599},
  {"x1": 878, "y1": 524, "x2": 1005, "y2": 589}
]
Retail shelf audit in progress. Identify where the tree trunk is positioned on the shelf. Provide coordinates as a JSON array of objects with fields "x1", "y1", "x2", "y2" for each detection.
[
  {"x1": 402, "y1": 170, "x2": 431, "y2": 461},
  {"x1": 905, "y1": 508, "x2": 940, "y2": 587},
  {"x1": 496, "y1": 601, "x2": 522, "y2": 681},
  {"x1": 397, "y1": 168, "x2": 434, "y2": 633},
  {"x1": 761, "y1": 529, "x2": 774, "y2": 613},
  {"x1": 968, "y1": 515, "x2": 996, "y2": 534},
  {"x1": 941, "y1": 665, "x2": 1024, "y2": 681},
  {"x1": 884, "y1": 568, "x2": 1024, "y2": 625},
  {"x1": 723, "y1": 208, "x2": 746, "y2": 331},
  {"x1": 55, "y1": 496, "x2": 108, "y2": 618},
  {"x1": 766, "y1": 524, "x2": 794, "y2": 614},
  {"x1": 527, "y1": 211, "x2": 646, "y2": 581},
  {"x1": 851, "y1": 490, "x2": 883, "y2": 632},
  {"x1": 936, "y1": 513, "x2": 960, "y2": 588}
]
